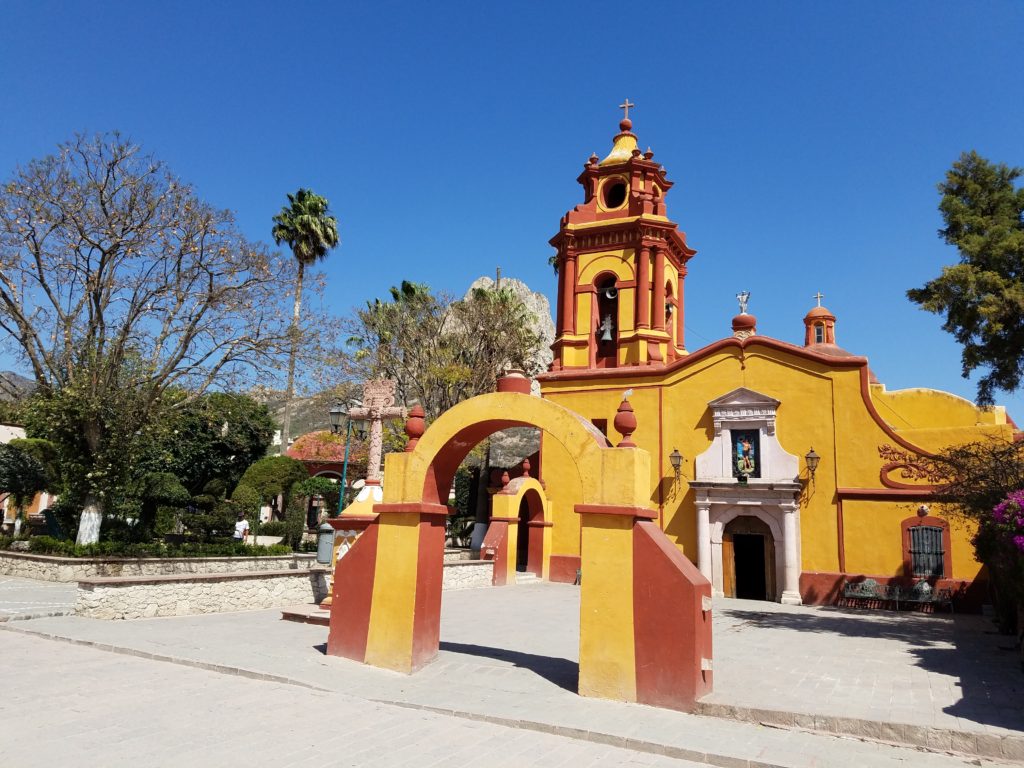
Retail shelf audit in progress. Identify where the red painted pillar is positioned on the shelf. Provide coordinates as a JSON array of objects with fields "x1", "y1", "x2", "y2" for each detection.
[
  {"x1": 635, "y1": 245, "x2": 650, "y2": 330},
  {"x1": 650, "y1": 247, "x2": 666, "y2": 363},
  {"x1": 676, "y1": 265, "x2": 686, "y2": 350},
  {"x1": 652, "y1": 247, "x2": 666, "y2": 331},
  {"x1": 554, "y1": 251, "x2": 566, "y2": 335},
  {"x1": 560, "y1": 250, "x2": 577, "y2": 335}
]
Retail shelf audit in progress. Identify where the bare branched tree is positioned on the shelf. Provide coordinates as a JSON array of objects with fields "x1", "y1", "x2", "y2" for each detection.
[{"x1": 0, "y1": 133, "x2": 301, "y2": 542}]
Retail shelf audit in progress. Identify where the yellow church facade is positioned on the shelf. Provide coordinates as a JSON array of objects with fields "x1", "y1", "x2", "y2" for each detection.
[{"x1": 531, "y1": 112, "x2": 1015, "y2": 609}]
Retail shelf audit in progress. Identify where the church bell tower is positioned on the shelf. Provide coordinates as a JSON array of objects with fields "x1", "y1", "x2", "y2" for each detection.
[{"x1": 549, "y1": 103, "x2": 696, "y2": 371}]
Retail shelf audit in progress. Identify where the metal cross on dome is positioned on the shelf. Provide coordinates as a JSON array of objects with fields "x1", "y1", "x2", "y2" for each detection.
[
  {"x1": 619, "y1": 99, "x2": 635, "y2": 120},
  {"x1": 813, "y1": 291, "x2": 825, "y2": 307}
]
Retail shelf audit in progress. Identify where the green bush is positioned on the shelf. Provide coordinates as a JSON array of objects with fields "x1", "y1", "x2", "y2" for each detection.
[
  {"x1": 282, "y1": 494, "x2": 306, "y2": 551},
  {"x1": 7, "y1": 535, "x2": 291, "y2": 559},
  {"x1": 258, "y1": 521, "x2": 287, "y2": 537},
  {"x1": 183, "y1": 499, "x2": 238, "y2": 542},
  {"x1": 230, "y1": 483, "x2": 262, "y2": 516}
]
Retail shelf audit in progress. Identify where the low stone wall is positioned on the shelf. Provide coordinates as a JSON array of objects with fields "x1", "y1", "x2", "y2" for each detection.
[
  {"x1": 442, "y1": 560, "x2": 493, "y2": 590},
  {"x1": 443, "y1": 548, "x2": 473, "y2": 564},
  {"x1": 0, "y1": 551, "x2": 316, "y2": 583},
  {"x1": 76, "y1": 569, "x2": 329, "y2": 619}
]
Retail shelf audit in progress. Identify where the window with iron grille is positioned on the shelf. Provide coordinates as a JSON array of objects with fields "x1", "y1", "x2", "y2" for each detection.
[{"x1": 909, "y1": 525, "x2": 944, "y2": 578}]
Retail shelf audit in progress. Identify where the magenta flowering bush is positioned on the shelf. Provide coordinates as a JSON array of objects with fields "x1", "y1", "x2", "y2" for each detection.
[{"x1": 992, "y1": 491, "x2": 1024, "y2": 553}]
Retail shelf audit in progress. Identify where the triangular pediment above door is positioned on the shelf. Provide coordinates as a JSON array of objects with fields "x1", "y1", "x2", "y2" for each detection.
[{"x1": 707, "y1": 387, "x2": 781, "y2": 410}]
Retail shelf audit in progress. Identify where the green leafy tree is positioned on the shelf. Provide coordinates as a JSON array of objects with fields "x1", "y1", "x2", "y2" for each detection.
[
  {"x1": 8, "y1": 438, "x2": 59, "y2": 492},
  {"x1": 139, "y1": 391, "x2": 275, "y2": 497},
  {"x1": 0, "y1": 133, "x2": 300, "y2": 543},
  {"x1": 237, "y1": 455, "x2": 308, "y2": 503},
  {"x1": 0, "y1": 443, "x2": 47, "y2": 529},
  {"x1": 294, "y1": 475, "x2": 340, "y2": 522},
  {"x1": 272, "y1": 189, "x2": 340, "y2": 453},
  {"x1": 134, "y1": 472, "x2": 190, "y2": 538},
  {"x1": 346, "y1": 281, "x2": 542, "y2": 422},
  {"x1": 237, "y1": 455, "x2": 309, "y2": 549},
  {"x1": 908, "y1": 151, "x2": 1024, "y2": 405}
]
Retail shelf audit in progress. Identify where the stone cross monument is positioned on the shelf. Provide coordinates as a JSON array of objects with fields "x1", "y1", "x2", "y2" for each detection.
[{"x1": 348, "y1": 379, "x2": 406, "y2": 486}]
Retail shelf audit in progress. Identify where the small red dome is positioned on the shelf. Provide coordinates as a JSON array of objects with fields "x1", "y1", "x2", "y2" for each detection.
[
  {"x1": 804, "y1": 305, "x2": 835, "y2": 321},
  {"x1": 732, "y1": 313, "x2": 757, "y2": 331}
]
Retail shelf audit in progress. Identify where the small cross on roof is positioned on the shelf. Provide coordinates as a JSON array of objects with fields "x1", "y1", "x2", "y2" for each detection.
[{"x1": 619, "y1": 99, "x2": 635, "y2": 120}]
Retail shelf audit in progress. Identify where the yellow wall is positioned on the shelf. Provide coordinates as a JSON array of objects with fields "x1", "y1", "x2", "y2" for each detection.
[
  {"x1": 871, "y1": 384, "x2": 1007, "y2": 430},
  {"x1": 540, "y1": 338, "x2": 1015, "y2": 583}
]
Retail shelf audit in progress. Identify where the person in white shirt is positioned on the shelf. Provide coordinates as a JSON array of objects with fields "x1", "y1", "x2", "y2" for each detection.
[{"x1": 233, "y1": 511, "x2": 250, "y2": 542}]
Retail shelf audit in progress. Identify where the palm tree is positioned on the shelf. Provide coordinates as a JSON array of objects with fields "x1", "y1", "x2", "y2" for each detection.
[{"x1": 272, "y1": 189, "x2": 340, "y2": 453}]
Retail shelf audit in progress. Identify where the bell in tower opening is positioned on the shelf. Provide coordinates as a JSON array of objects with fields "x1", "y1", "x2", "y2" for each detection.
[{"x1": 596, "y1": 275, "x2": 618, "y2": 367}]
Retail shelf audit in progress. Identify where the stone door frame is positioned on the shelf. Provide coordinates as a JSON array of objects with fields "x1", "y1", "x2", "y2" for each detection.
[{"x1": 693, "y1": 484, "x2": 802, "y2": 605}]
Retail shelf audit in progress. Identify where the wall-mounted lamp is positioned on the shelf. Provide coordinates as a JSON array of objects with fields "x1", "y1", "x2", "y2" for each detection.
[
  {"x1": 669, "y1": 448, "x2": 683, "y2": 481},
  {"x1": 805, "y1": 447, "x2": 820, "y2": 479}
]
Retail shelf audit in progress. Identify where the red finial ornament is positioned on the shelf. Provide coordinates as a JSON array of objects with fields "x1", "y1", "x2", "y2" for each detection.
[
  {"x1": 614, "y1": 393, "x2": 638, "y2": 448},
  {"x1": 404, "y1": 404, "x2": 425, "y2": 452},
  {"x1": 500, "y1": 470, "x2": 511, "y2": 488},
  {"x1": 522, "y1": 457, "x2": 531, "y2": 478}
]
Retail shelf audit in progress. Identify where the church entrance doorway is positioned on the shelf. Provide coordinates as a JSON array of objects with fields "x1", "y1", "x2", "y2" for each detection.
[
  {"x1": 516, "y1": 497, "x2": 530, "y2": 572},
  {"x1": 722, "y1": 516, "x2": 775, "y2": 601}
]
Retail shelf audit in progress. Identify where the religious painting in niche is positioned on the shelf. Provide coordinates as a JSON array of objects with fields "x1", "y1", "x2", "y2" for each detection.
[{"x1": 731, "y1": 429, "x2": 760, "y2": 481}]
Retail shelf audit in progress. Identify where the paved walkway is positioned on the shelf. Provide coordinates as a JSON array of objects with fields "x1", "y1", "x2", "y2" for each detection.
[
  {"x1": 0, "y1": 576, "x2": 75, "y2": 621},
  {"x1": 2, "y1": 581, "x2": 1020, "y2": 766},
  {"x1": 0, "y1": 632, "x2": 705, "y2": 768}
]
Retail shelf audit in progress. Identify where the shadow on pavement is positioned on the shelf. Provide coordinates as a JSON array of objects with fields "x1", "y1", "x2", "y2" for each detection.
[
  {"x1": 720, "y1": 605, "x2": 1024, "y2": 733},
  {"x1": 910, "y1": 643, "x2": 1024, "y2": 732},
  {"x1": 719, "y1": 605, "x2": 952, "y2": 645},
  {"x1": 439, "y1": 641, "x2": 578, "y2": 692}
]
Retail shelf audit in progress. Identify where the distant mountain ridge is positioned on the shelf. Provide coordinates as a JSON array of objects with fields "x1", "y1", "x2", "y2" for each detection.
[{"x1": 0, "y1": 371, "x2": 34, "y2": 401}]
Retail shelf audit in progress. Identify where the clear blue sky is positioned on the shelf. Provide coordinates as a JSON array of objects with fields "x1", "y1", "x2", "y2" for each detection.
[{"x1": 2, "y1": 1, "x2": 1022, "y2": 418}]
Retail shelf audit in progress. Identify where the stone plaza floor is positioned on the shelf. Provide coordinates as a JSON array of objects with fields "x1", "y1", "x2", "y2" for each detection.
[
  {"x1": 0, "y1": 576, "x2": 75, "y2": 621},
  {"x1": 2, "y1": 580, "x2": 1022, "y2": 766}
]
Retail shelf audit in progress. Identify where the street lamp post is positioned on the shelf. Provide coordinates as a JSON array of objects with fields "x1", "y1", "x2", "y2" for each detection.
[{"x1": 329, "y1": 399, "x2": 367, "y2": 516}]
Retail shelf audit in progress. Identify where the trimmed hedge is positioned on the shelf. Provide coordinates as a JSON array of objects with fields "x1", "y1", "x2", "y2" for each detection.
[{"x1": 3, "y1": 536, "x2": 292, "y2": 559}]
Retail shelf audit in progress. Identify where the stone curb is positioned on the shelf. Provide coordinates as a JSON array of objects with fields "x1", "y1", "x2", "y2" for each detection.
[
  {"x1": 0, "y1": 622, "x2": 330, "y2": 693},
  {"x1": 694, "y1": 700, "x2": 1024, "y2": 763},
  {"x1": 367, "y1": 699, "x2": 793, "y2": 768},
  {"x1": 0, "y1": 608, "x2": 75, "y2": 623}
]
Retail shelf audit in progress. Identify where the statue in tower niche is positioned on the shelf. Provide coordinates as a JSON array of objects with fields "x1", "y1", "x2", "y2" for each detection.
[{"x1": 732, "y1": 429, "x2": 759, "y2": 481}]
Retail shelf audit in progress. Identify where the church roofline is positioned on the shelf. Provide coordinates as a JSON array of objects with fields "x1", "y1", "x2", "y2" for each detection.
[{"x1": 538, "y1": 333, "x2": 940, "y2": 459}]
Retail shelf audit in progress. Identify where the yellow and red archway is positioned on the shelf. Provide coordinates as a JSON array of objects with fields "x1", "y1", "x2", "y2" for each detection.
[{"x1": 326, "y1": 389, "x2": 713, "y2": 711}]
